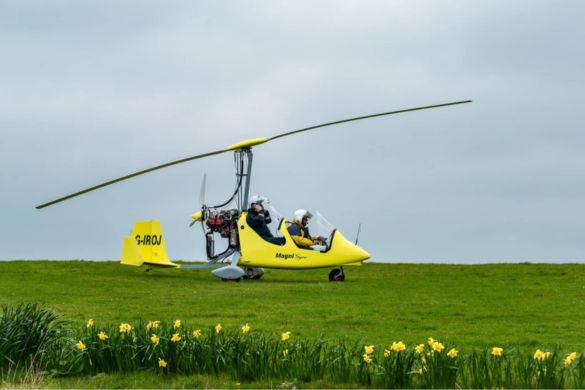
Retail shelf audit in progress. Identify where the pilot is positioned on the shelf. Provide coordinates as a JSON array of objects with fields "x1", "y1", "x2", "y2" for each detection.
[
  {"x1": 288, "y1": 209, "x2": 327, "y2": 251},
  {"x1": 246, "y1": 196, "x2": 285, "y2": 245}
]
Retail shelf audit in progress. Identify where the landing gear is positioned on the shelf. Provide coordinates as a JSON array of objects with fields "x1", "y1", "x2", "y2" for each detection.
[
  {"x1": 243, "y1": 267, "x2": 265, "y2": 280},
  {"x1": 329, "y1": 267, "x2": 345, "y2": 282}
]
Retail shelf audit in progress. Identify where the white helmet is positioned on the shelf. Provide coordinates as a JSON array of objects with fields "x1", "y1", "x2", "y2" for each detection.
[
  {"x1": 249, "y1": 195, "x2": 269, "y2": 208},
  {"x1": 293, "y1": 209, "x2": 312, "y2": 222}
]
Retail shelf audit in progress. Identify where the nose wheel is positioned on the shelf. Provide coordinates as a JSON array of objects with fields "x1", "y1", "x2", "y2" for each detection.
[{"x1": 328, "y1": 267, "x2": 345, "y2": 282}]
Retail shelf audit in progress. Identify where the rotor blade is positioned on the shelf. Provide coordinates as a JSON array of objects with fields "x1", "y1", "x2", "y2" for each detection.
[
  {"x1": 267, "y1": 100, "x2": 472, "y2": 142},
  {"x1": 36, "y1": 148, "x2": 229, "y2": 209},
  {"x1": 199, "y1": 173, "x2": 207, "y2": 206}
]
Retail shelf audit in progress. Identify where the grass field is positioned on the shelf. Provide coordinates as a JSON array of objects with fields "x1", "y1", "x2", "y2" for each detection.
[{"x1": 1, "y1": 260, "x2": 584, "y2": 350}]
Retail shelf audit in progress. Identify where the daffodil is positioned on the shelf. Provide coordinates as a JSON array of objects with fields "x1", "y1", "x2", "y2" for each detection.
[
  {"x1": 534, "y1": 349, "x2": 546, "y2": 361},
  {"x1": 86, "y1": 319, "x2": 94, "y2": 328},
  {"x1": 119, "y1": 323, "x2": 132, "y2": 333},
  {"x1": 391, "y1": 341, "x2": 406, "y2": 352},
  {"x1": 171, "y1": 333, "x2": 182, "y2": 343},
  {"x1": 241, "y1": 323, "x2": 251, "y2": 334},
  {"x1": 283, "y1": 349, "x2": 289, "y2": 357},
  {"x1": 192, "y1": 329, "x2": 201, "y2": 338},
  {"x1": 544, "y1": 351, "x2": 552, "y2": 360},
  {"x1": 364, "y1": 345, "x2": 375, "y2": 354},
  {"x1": 427, "y1": 337, "x2": 436, "y2": 346},
  {"x1": 97, "y1": 331, "x2": 108, "y2": 341},
  {"x1": 150, "y1": 334, "x2": 160, "y2": 345},
  {"x1": 415, "y1": 344, "x2": 425, "y2": 354},
  {"x1": 146, "y1": 321, "x2": 160, "y2": 331},
  {"x1": 75, "y1": 341, "x2": 86, "y2": 351},
  {"x1": 431, "y1": 342, "x2": 445, "y2": 353},
  {"x1": 158, "y1": 358, "x2": 167, "y2": 368},
  {"x1": 447, "y1": 348, "x2": 458, "y2": 358},
  {"x1": 215, "y1": 323, "x2": 222, "y2": 334},
  {"x1": 491, "y1": 347, "x2": 503, "y2": 357},
  {"x1": 173, "y1": 319, "x2": 181, "y2": 329},
  {"x1": 384, "y1": 349, "x2": 391, "y2": 358},
  {"x1": 564, "y1": 353, "x2": 578, "y2": 366},
  {"x1": 362, "y1": 354, "x2": 373, "y2": 364},
  {"x1": 281, "y1": 331, "x2": 291, "y2": 341}
]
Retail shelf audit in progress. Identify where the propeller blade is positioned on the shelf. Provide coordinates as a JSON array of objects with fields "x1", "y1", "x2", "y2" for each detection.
[
  {"x1": 267, "y1": 100, "x2": 472, "y2": 142},
  {"x1": 199, "y1": 173, "x2": 207, "y2": 206},
  {"x1": 36, "y1": 148, "x2": 229, "y2": 209}
]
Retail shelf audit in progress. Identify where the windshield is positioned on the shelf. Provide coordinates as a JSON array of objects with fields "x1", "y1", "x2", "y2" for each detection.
[
  {"x1": 311, "y1": 211, "x2": 335, "y2": 242},
  {"x1": 265, "y1": 203, "x2": 284, "y2": 237}
]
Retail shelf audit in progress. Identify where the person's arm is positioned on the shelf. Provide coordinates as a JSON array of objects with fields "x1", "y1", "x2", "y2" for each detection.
[
  {"x1": 263, "y1": 210, "x2": 272, "y2": 224},
  {"x1": 246, "y1": 211, "x2": 265, "y2": 228},
  {"x1": 292, "y1": 234, "x2": 315, "y2": 247}
]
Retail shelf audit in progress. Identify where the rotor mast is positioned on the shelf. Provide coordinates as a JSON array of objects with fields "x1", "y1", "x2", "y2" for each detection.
[{"x1": 234, "y1": 148, "x2": 253, "y2": 212}]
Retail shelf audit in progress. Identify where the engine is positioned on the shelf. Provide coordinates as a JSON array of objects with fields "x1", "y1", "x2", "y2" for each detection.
[{"x1": 203, "y1": 208, "x2": 241, "y2": 260}]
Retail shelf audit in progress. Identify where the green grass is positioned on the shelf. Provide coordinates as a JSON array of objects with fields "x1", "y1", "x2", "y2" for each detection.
[
  {"x1": 0, "y1": 261, "x2": 583, "y2": 350},
  {"x1": 2, "y1": 261, "x2": 585, "y2": 388}
]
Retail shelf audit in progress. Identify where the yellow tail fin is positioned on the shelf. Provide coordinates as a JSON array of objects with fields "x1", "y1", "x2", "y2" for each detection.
[{"x1": 121, "y1": 220, "x2": 179, "y2": 268}]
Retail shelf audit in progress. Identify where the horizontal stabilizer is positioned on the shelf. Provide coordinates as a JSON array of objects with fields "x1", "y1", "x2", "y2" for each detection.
[{"x1": 120, "y1": 220, "x2": 179, "y2": 268}]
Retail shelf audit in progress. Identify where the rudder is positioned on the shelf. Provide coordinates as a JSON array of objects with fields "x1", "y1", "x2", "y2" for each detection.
[{"x1": 120, "y1": 220, "x2": 179, "y2": 268}]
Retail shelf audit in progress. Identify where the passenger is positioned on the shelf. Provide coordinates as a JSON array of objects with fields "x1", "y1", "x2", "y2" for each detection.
[
  {"x1": 287, "y1": 209, "x2": 327, "y2": 251},
  {"x1": 246, "y1": 196, "x2": 285, "y2": 245}
]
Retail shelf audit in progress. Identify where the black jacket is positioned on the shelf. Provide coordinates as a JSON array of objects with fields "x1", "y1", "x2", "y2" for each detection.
[{"x1": 246, "y1": 209, "x2": 274, "y2": 239}]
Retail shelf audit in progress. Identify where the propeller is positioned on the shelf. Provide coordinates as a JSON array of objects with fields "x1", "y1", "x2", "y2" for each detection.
[
  {"x1": 36, "y1": 99, "x2": 472, "y2": 209},
  {"x1": 199, "y1": 173, "x2": 207, "y2": 207},
  {"x1": 189, "y1": 173, "x2": 207, "y2": 227}
]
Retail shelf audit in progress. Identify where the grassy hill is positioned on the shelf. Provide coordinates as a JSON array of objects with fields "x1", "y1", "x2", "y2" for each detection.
[{"x1": 1, "y1": 260, "x2": 583, "y2": 350}]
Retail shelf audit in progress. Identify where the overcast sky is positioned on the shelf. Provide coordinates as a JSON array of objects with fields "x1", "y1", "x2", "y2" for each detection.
[{"x1": 1, "y1": 0, "x2": 584, "y2": 263}]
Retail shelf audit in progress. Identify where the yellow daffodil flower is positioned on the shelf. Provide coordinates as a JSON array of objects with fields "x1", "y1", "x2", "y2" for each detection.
[
  {"x1": 146, "y1": 321, "x2": 160, "y2": 331},
  {"x1": 544, "y1": 351, "x2": 552, "y2": 360},
  {"x1": 391, "y1": 341, "x2": 406, "y2": 352},
  {"x1": 432, "y1": 342, "x2": 445, "y2": 353},
  {"x1": 215, "y1": 323, "x2": 222, "y2": 334},
  {"x1": 281, "y1": 331, "x2": 291, "y2": 341},
  {"x1": 173, "y1": 319, "x2": 181, "y2": 329},
  {"x1": 447, "y1": 348, "x2": 458, "y2": 358},
  {"x1": 427, "y1": 337, "x2": 436, "y2": 346},
  {"x1": 568, "y1": 352, "x2": 578, "y2": 361},
  {"x1": 491, "y1": 347, "x2": 504, "y2": 357},
  {"x1": 364, "y1": 345, "x2": 375, "y2": 354},
  {"x1": 86, "y1": 319, "x2": 94, "y2": 328},
  {"x1": 362, "y1": 354, "x2": 373, "y2": 364},
  {"x1": 534, "y1": 349, "x2": 546, "y2": 361},
  {"x1": 564, "y1": 357, "x2": 574, "y2": 366},
  {"x1": 171, "y1": 333, "x2": 182, "y2": 343},
  {"x1": 150, "y1": 334, "x2": 160, "y2": 345},
  {"x1": 241, "y1": 323, "x2": 251, "y2": 334},
  {"x1": 192, "y1": 329, "x2": 201, "y2": 338},
  {"x1": 283, "y1": 349, "x2": 289, "y2": 357},
  {"x1": 158, "y1": 358, "x2": 167, "y2": 368},
  {"x1": 119, "y1": 323, "x2": 132, "y2": 333},
  {"x1": 75, "y1": 341, "x2": 86, "y2": 351},
  {"x1": 97, "y1": 331, "x2": 108, "y2": 341},
  {"x1": 384, "y1": 349, "x2": 391, "y2": 358},
  {"x1": 415, "y1": 344, "x2": 425, "y2": 354}
]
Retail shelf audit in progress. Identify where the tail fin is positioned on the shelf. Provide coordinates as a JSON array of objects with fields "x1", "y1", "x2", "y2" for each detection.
[{"x1": 121, "y1": 220, "x2": 179, "y2": 268}]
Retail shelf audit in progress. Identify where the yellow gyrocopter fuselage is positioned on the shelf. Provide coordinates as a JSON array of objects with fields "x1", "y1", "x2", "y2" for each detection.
[
  {"x1": 238, "y1": 213, "x2": 369, "y2": 269},
  {"x1": 120, "y1": 214, "x2": 370, "y2": 271}
]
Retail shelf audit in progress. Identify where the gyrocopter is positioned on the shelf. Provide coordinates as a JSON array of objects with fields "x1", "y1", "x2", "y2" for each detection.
[{"x1": 36, "y1": 100, "x2": 471, "y2": 281}]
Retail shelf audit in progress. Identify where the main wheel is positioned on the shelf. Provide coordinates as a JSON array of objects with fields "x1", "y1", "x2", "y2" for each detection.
[{"x1": 329, "y1": 268, "x2": 345, "y2": 282}]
